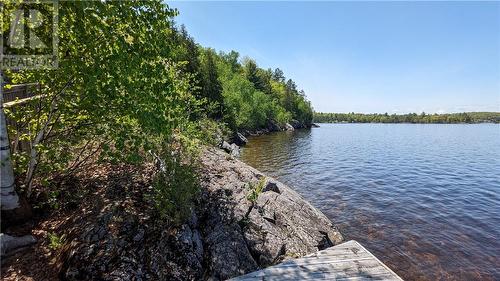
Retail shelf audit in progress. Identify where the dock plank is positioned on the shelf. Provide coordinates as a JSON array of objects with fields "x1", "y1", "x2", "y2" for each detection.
[{"x1": 228, "y1": 240, "x2": 403, "y2": 281}]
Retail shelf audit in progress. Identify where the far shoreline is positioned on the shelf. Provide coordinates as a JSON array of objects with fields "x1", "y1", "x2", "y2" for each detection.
[
  {"x1": 314, "y1": 121, "x2": 500, "y2": 124},
  {"x1": 313, "y1": 112, "x2": 500, "y2": 124}
]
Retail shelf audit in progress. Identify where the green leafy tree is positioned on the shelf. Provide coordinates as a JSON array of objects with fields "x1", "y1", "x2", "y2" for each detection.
[
  {"x1": 5, "y1": 1, "x2": 201, "y2": 199},
  {"x1": 220, "y1": 50, "x2": 241, "y2": 73}
]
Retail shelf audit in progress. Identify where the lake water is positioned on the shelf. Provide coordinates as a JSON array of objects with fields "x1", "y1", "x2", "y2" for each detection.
[{"x1": 240, "y1": 124, "x2": 500, "y2": 280}]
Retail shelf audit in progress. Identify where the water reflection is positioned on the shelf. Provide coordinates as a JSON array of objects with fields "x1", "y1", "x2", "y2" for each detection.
[
  {"x1": 240, "y1": 124, "x2": 500, "y2": 281},
  {"x1": 242, "y1": 130, "x2": 313, "y2": 175}
]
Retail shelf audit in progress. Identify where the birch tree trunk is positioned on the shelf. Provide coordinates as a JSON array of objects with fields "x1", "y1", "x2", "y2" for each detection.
[{"x1": 0, "y1": 72, "x2": 21, "y2": 211}]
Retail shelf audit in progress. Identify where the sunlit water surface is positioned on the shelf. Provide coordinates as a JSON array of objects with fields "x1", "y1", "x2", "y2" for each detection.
[{"x1": 240, "y1": 124, "x2": 500, "y2": 280}]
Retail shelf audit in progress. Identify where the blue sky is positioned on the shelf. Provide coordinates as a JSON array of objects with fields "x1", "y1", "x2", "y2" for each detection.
[{"x1": 169, "y1": 1, "x2": 500, "y2": 114}]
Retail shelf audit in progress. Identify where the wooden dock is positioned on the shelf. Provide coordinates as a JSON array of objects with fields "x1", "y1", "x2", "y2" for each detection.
[{"x1": 228, "y1": 240, "x2": 403, "y2": 280}]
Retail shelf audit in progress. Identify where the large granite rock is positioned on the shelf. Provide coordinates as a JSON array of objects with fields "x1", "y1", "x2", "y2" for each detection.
[
  {"x1": 267, "y1": 120, "x2": 283, "y2": 132},
  {"x1": 54, "y1": 149, "x2": 342, "y2": 280},
  {"x1": 233, "y1": 133, "x2": 248, "y2": 146},
  {"x1": 220, "y1": 141, "x2": 240, "y2": 157},
  {"x1": 198, "y1": 148, "x2": 343, "y2": 279},
  {"x1": 289, "y1": 119, "x2": 304, "y2": 129}
]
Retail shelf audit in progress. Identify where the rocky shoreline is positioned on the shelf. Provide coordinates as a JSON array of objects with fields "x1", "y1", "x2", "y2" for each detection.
[
  {"x1": 2, "y1": 145, "x2": 341, "y2": 281},
  {"x1": 197, "y1": 148, "x2": 343, "y2": 279},
  {"x1": 221, "y1": 120, "x2": 319, "y2": 157},
  {"x1": 239, "y1": 119, "x2": 314, "y2": 138}
]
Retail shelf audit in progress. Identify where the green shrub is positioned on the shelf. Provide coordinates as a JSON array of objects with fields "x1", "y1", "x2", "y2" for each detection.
[
  {"x1": 247, "y1": 177, "x2": 266, "y2": 203},
  {"x1": 150, "y1": 137, "x2": 200, "y2": 225},
  {"x1": 48, "y1": 232, "x2": 66, "y2": 250}
]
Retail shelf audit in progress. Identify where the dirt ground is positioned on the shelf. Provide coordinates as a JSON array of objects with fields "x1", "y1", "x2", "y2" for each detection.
[{"x1": 1, "y1": 164, "x2": 155, "y2": 281}]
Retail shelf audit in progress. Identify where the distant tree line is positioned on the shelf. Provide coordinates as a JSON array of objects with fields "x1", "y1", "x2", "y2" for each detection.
[{"x1": 313, "y1": 112, "x2": 500, "y2": 124}]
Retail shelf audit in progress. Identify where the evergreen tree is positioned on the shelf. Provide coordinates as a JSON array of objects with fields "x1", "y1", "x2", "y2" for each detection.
[
  {"x1": 178, "y1": 25, "x2": 202, "y2": 97},
  {"x1": 244, "y1": 58, "x2": 267, "y2": 93},
  {"x1": 201, "y1": 49, "x2": 224, "y2": 118},
  {"x1": 273, "y1": 68, "x2": 285, "y2": 82}
]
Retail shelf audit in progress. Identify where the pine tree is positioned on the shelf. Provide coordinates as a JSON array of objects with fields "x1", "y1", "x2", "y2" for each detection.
[{"x1": 201, "y1": 49, "x2": 224, "y2": 118}]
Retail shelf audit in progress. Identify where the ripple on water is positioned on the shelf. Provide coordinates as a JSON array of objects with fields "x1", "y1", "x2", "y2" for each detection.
[{"x1": 240, "y1": 124, "x2": 500, "y2": 281}]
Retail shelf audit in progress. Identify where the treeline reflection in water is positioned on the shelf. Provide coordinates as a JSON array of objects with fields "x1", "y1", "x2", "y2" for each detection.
[{"x1": 240, "y1": 124, "x2": 500, "y2": 281}]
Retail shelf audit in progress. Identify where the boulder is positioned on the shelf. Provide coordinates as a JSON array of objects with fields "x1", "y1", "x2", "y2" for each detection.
[
  {"x1": 230, "y1": 143, "x2": 240, "y2": 157},
  {"x1": 285, "y1": 123, "x2": 294, "y2": 131},
  {"x1": 199, "y1": 148, "x2": 344, "y2": 279},
  {"x1": 0, "y1": 233, "x2": 36, "y2": 257},
  {"x1": 233, "y1": 132, "x2": 248, "y2": 146},
  {"x1": 220, "y1": 141, "x2": 240, "y2": 157},
  {"x1": 267, "y1": 120, "x2": 282, "y2": 132},
  {"x1": 262, "y1": 181, "x2": 280, "y2": 194},
  {"x1": 289, "y1": 119, "x2": 303, "y2": 129}
]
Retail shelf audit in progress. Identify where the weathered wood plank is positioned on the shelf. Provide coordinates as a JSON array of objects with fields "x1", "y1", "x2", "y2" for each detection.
[
  {"x1": 232, "y1": 259, "x2": 388, "y2": 278},
  {"x1": 228, "y1": 240, "x2": 403, "y2": 281},
  {"x1": 233, "y1": 272, "x2": 400, "y2": 281}
]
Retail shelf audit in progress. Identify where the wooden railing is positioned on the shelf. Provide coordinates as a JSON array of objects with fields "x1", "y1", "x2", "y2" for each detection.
[
  {"x1": 2, "y1": 83, "x2": 40, "y2": 153},
  {"x1": 3, "y1": 83, "x2": 40, "y2": 104}
]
